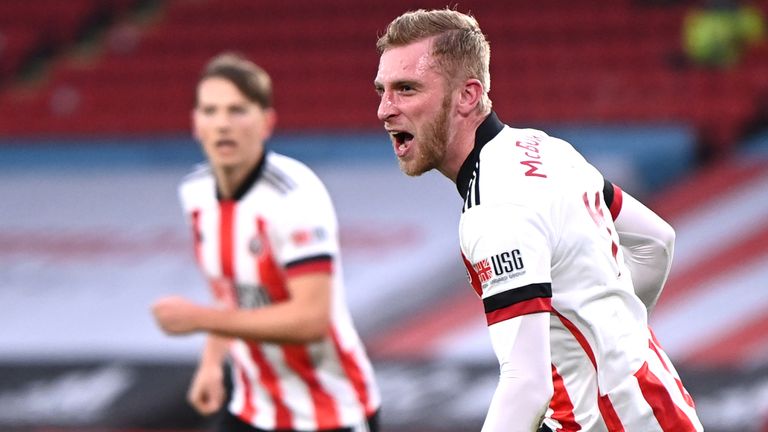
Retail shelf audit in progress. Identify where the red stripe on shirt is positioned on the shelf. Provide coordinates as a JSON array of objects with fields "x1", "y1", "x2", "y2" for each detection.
[
  {"x1": 648, "y1": 333, "x2": 695, "y2": 407},
  {"x1": 191, "y1": 209, "x2": 203, "y2": 265},
  {"x1": 282, "y1": 344, "x2": 340, "y2": 429},
  {"x1": 550, "y1": 364, "x2": 581, "y2": 431},
  {"x1": 462, "y1": 251, "x2": 483, "y2": 296},
  {"x1": 332, "y1": 327, "x2": 375, "y2": 415},
  {"x1": 609, "y1": 183, "x2": 623, "y2": 220},
  {"x1": 255, "y1": 217, "x2": 290, "y2": 301},
  {"x1": 597, "y1": 394, "x2": 625, "y2": 432},
  {"x1": 555, "y1": 311, "x2": 625, "y2": 431},
  {"x1": 220, "y1": 201, "x2": 236, "y2": 278},
  {"x1": 232, "y1": 356, "x2": 256, "y2": 423},
  {"x1": 583, "y1": 192, "x2": 621, "y2": 272},
  {"x1": 247, "y1": 341, "x2": 292, "y2": 429},
  {"x1": 485, "y1": 297, "x2": 551, "y2": 326},
  {"x1": 555, "y1": 313, "x2": 597, "y2": 368},
  {"x1": 634, "y1": 361, "x2": 697, "y2": 431},
  {"x1": 284, "y1": 258, "x2": 332, "y2": 278}
]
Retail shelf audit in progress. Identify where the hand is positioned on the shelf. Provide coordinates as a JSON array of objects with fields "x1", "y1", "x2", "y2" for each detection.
[
  {"x1": 188, "y1": 362, "x2": 226, "y2": 415},
  {"x1": 151, "y1": 296, "x2": 204, "y2": 335}
]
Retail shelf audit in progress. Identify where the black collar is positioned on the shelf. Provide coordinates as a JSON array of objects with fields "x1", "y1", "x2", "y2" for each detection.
[
  {"x1": 456, "y1": 111, "x2": 504, "y2": 199},
  {"x1": 216, "y1": 149, "x2": 269, "y2": 202}
]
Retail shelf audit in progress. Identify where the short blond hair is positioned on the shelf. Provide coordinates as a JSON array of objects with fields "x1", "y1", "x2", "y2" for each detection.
[{"x1": 377, "y1": 8, "x2": 492, "y2": 113}]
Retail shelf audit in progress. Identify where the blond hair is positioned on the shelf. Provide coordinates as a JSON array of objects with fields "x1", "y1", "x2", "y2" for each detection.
[
  {"x1": 377, "y1": 8, "x2": 492, "y2": 113},
  {"x1": 197, "y1": 52, "x2": 273, "y2": 108}
]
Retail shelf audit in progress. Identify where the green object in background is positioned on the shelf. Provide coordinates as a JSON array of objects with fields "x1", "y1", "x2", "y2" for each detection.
[{"x1": 683, "y1": 3, "x2": 765, "y2": 68}]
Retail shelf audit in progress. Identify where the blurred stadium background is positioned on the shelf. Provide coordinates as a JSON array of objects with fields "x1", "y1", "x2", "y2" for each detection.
[{"x1": 1, "y1": 0, "x2": 768, "y2": 431}]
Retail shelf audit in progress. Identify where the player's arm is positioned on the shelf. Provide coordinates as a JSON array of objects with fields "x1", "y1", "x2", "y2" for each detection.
[
  {"x1": 201, "y1": 270, "x2": 332, "y2": 343},
  {"x1": 154, "y1": 183, "x2": 338, "y2": 343},
  {"x1": 152, "y1": 270, "x2": 332, "y2": 343},
  {"x1": 187, "y1": 334, "x2": 230, "y2": 415},
  {"x1": 463, "y1": 202, "x2": 554, "y2": 431},
  {"x1": 482, "y1": 312, "x2": 553, "y2": 432},
  {"x1": 604, "y1": 181, "x2": 675, "y2": 313}
]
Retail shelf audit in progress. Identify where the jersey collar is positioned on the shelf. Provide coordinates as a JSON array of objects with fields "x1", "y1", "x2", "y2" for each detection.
[
  {"x1": 216, "y1": 149, "x2": 269, "y2": 202},
  {"x1": 456, "y1": 111, "x2": 504, "y2": 199}
]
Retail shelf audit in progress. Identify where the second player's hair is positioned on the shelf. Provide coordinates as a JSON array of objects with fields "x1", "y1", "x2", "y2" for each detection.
[{"x1": 197, "y1": 52, "x2": 273, "y2": 108}]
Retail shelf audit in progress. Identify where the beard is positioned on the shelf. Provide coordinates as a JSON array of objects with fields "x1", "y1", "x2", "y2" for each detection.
[{"x1": 399, "y1": 93, "x2": 451, "y2": 177}]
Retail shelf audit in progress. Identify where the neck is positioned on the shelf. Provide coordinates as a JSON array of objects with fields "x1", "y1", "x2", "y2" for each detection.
[
  {"x1": 215, "y1": 156, "x2": 261, "y2": 200},
  {"x1": 215, "y1": 167, "x2": 244, "y2": 200},
  {"x1": 439, "y1": 113, "x2": 487, "y2": 183}
]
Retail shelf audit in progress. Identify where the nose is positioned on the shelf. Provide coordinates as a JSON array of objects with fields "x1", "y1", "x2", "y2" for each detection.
[
  {"x1": 377, "y1": 91, "x2": 398, "y2": 121},
  {"x1": 213, "y1": 112, "x2": 231, "y2": 132}
]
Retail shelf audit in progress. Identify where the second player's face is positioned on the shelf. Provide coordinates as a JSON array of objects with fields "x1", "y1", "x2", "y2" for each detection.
[
  {"x1": 375, "y1": 37, "x2": 455, "y2": 177},
  {"x1": 193, "y1": 77, "x2": 274, "y2": 173}
]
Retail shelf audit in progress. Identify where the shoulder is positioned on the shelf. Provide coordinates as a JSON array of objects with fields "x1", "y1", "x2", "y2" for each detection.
[
  {"x1": 260, "y1": 154, "x2": 338, "y2": 230},
  {"x1": 263, "y1": 153, "x2": 333, "y2": 213},
  {"x1": 263, "y1": 152, "x2": 326, "y2": 193},
  {"x1": 178, "y1": 163, "x2": 214, "y2": 197}
]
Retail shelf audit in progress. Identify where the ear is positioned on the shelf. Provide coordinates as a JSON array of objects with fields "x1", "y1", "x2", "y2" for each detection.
[
  {"x1": 457, "y1": 78, "x2": 484, "y2": 116},
  {"x1": 191, "y1": 108, "x2": 201, "y2": 141},
  {"x1": 261, "y1": 108, "x2": 278, "y2": 141}
]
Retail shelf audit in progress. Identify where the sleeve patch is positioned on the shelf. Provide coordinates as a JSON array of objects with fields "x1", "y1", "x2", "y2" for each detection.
[{"x1": 284, "y1": 254, "x2": 332, "y2": 277}]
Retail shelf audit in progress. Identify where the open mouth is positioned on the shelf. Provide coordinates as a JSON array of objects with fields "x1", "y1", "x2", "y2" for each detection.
[
  {"x1": 390, "y1": 131, "x2": 414, "y2": 156},
  {"x1": 392, "y1": 132, "x2": 414, "y2": 145}
]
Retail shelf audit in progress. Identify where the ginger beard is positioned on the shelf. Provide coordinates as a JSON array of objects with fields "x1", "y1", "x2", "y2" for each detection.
[{"x1": 398, "y1": 91, "x2": 452, "y2": 177}]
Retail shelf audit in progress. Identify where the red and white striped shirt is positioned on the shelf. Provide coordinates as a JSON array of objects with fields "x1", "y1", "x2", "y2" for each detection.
[{"x1": 179, "y1": 151, "x2": 380, "y2": 430}]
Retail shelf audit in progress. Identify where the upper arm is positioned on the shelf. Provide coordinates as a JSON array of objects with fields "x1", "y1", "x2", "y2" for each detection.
[
  {"x1": 461, "y1": 203, "x2": 554, "y2": 326},
  {"x1": 269, "y1": 183, "x2": 339, "y2": 330},
  {"x1": 272, "y1": 184, "x2": 339, "y2": 273},
  {"x1": 284, "y1": 271, "x2": 332, "y2": 327},
  {"x1": 604, "y1": 180, "x2": 675, "y2": 249}
]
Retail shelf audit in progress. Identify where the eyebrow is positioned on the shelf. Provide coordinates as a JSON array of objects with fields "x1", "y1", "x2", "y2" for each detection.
[{"x1": 374, "y1": 79, "x2": 421, "y2": 91}]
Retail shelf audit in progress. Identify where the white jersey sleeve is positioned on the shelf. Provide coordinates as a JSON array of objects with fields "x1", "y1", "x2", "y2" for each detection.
[
  {"x1": 605, "y1": 182, "x2": 675, "y2": 313},
  {"x1": 460, "y1": 202, "x2": 553, "y2": 325},
  {"x1": 268, "y1": 171, "x2": 340, "y2": 275}
]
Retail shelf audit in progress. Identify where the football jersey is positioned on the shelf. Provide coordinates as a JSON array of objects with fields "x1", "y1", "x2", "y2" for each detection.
[
  {"x1": 178, "y1": 151, "x2": 380, "y2": 431},
  {"x1": 458, "y1": 113, "x2": 702, "y2": 431}
]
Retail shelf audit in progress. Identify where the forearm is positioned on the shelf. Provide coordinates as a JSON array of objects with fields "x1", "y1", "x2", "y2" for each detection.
[
  {"x1": 200, "y1": 334, "x2": 231, "y2": 367},
  {"x1": 614, "y1": 191, "x2": 675, "y2": 313},
  {"x1": 153, "y1": 274, "x2": 333, "y2": 343},
  {"x1": 482, "y1": 313, "x2": 553, "y2": 432},
  {"x1": 195, "y1": 302, "x2": 330, "y2": 344},
  {"x1": 619, "y1": 233, "x2": 673, "y2": 312}
]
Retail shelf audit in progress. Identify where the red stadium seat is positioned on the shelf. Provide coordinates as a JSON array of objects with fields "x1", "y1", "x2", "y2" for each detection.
[{"x1": 0, "y1": 0, "x2": 764, "y2": 156}]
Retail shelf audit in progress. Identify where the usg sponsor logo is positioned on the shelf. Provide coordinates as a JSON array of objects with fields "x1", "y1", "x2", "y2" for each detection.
[{"x1": 473, "y1": 249, "x2": 525, "y2": 286}]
